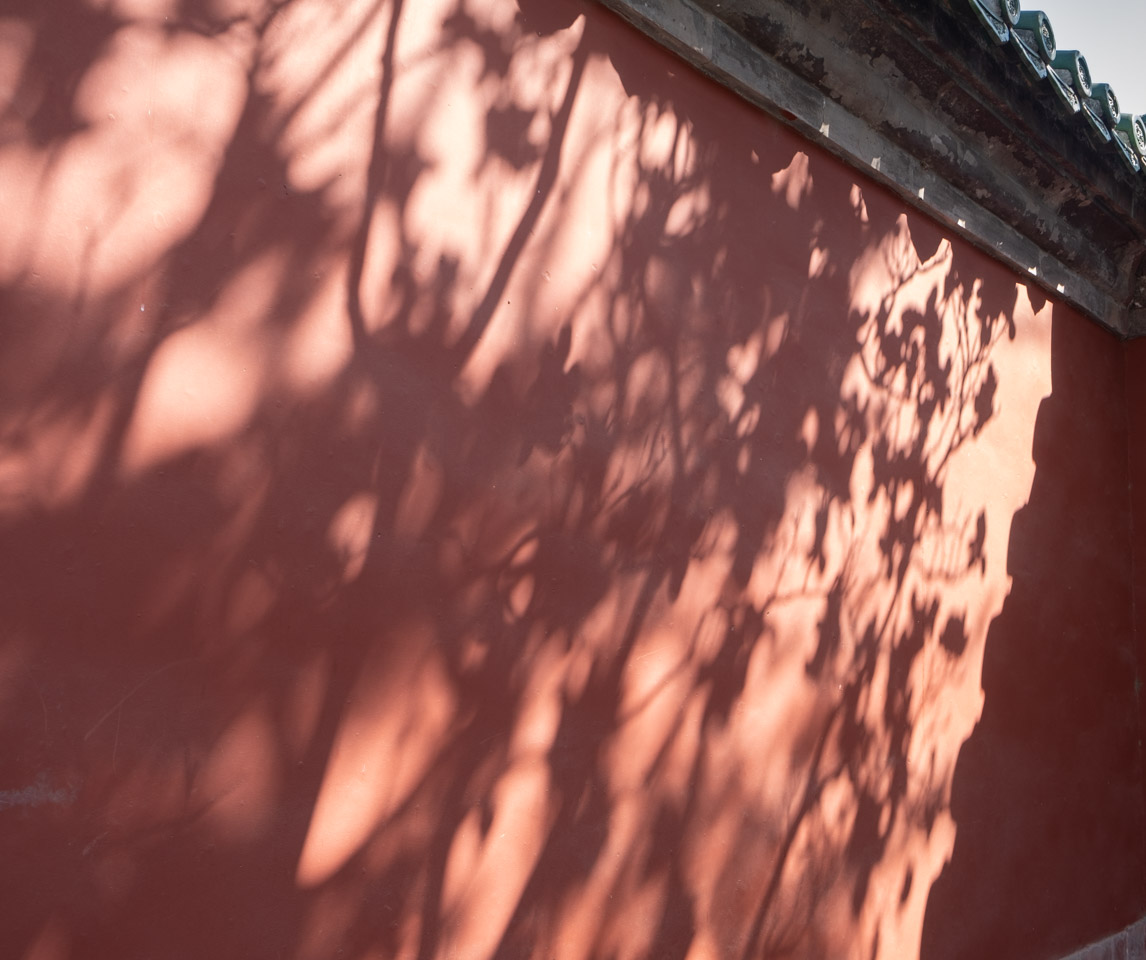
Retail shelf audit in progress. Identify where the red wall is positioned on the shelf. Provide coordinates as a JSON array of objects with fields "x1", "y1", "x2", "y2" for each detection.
[
  {"x1": 924, "y1": 311, "x2": 1144, "y2": 959},
  {"x1": 0, "y1": 1, "x2": 1142, "y2": 958}
]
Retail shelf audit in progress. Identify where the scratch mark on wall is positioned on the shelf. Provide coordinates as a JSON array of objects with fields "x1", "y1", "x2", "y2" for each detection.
[{"x1": 84, "y1": 657, "x2": 193, "y2": 742}]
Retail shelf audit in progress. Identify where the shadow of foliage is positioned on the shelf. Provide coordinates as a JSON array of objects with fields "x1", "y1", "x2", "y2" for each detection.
[{"x1": 0, "y1": 2, "x2": 1049, "y2": 959}]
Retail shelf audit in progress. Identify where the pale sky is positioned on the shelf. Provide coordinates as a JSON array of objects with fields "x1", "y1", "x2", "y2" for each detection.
[{"x1": 1037, "y1": 0, "x2": 1146, "y2": 115}]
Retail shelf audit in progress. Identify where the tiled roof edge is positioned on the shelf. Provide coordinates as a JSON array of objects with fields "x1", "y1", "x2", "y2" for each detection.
[
  {"x1": 967, "y1": 1, "x2": 1146, "y2": 179},
  {"x1": 591, "y1": 0, "x2": 1146, "y2": 338}
]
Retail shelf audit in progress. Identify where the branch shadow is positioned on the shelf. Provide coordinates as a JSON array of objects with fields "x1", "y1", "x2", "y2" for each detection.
[
  {"x1": 0, "y1": 2, "x2": 1071, "y2": 959},
  {"x1": 920, "y1": 309, "x2": 1146, "y2": 960}
]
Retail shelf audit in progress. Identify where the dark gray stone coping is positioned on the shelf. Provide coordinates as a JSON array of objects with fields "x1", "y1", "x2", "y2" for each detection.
[
  {"x1": 1058, "y1": 916, "x2": 1146, "y2": 960},
  {"x1": 592, "y1": 0, "x2": 1142, "y2": 338}
]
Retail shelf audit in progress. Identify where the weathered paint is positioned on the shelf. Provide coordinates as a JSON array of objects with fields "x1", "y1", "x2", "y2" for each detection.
[{"x1": 0, "y1": 1, "x2": 1141, "y2": 958}]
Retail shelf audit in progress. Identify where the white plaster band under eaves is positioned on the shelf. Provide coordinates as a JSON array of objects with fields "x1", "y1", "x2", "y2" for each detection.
[{"x1": 593, "y1": 0, "x2": 1127, "y2": 336}]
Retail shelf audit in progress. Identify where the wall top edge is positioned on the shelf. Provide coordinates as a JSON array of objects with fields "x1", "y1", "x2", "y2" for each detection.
[{"x1": 594, "y1": 0, "x2": 1146, "y2": 338}]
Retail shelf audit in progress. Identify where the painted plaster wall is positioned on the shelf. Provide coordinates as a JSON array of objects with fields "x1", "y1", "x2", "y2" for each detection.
[
  {"x1": 0, "y1": 0, "x2": 1141, "y2": 958},
  {"x1": 925, "y1": 310, "x2": 1143, "y2": 959}
]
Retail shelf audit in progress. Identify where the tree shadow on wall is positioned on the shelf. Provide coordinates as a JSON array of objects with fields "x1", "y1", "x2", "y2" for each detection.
[
  {"x1": 0, "y1": 1, "x2": 1028, "y2": 958},
  {"x1": 920, "y1": 309, "x2": 1146, "y2": 960}
]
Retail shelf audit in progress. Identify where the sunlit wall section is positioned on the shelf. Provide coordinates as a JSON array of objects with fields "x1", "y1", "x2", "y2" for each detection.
[{"x1": 1, "y1": 1, "x2": 1116, "y2": 959}]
